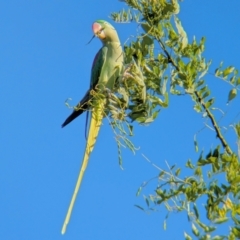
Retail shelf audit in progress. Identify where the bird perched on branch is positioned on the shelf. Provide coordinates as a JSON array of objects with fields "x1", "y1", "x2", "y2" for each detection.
[{"x1": 61, "y1": 20, "x2": 123, "y2": 234}]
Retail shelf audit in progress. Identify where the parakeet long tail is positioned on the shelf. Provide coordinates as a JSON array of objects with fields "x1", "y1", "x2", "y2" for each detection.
[{"x1": 61, "y1": 99, "x2": 105, "y2": 234}]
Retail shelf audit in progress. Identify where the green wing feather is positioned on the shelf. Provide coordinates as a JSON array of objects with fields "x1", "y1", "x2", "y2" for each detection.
[
  {"x1": 85, "y1": 46, "x2": 107, "y2": 137},
  {"x1": 90, "y1": 47, "x2": 107, "y2": 88}
]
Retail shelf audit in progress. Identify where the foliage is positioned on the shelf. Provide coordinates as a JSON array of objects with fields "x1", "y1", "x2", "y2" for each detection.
[{"x1": 105, "y1": 0, "x2": 240, "y2": 239}]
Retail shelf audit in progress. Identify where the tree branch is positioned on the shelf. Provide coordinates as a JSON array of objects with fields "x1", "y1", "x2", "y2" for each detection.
[
  {"x1": 194, "y1": 91, "x2": 232, "y2": 155},
  {"x1": 156, "y1": 37, "x2": 233, "y2": 155},
  {"x1": 155, "y1": 36, "x2": 180, "y2": 72}
]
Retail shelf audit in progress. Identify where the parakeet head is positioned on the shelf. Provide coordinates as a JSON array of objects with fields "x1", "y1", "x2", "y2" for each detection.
[{"x1": 92, "y1": 20, "x2": 120, "y2": 43}]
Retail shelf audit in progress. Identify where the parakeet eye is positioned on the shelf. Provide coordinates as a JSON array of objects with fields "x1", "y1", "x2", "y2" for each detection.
[
  {"x1": 95, "y1": 28, "x2": 106, "y2": 39},
  {"x1": 96, "y1": 28, "x2": 104, "y2": 36}
]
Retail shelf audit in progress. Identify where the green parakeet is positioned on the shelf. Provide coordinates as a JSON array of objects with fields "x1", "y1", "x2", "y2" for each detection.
[{"x1": 61, "y1": 20, "x2": 123, "y2": 234}]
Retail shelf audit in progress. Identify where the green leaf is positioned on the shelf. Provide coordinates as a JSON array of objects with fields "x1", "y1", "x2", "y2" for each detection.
[
  {"x1": 211, "y1": 236, "x2": 225, "y2": 240},
  {"x1": 195, "y1": 79, "x2": 205, "y2": 89},
  {"x1": 152, "y1": 110, "x2": 160, "y2": 120},
  {"x1": 122, "y1": 137, "x2": 136, "y2": 153},
  {"x1": 219, "y1": 61, "x2": 224, "y2": 68},
  {"x1": 175, "y1": 168, "x2": 181, "y2": 176},
  {"x1": 134, "y1": 205, "x2": 145, "y2": 211},
  {"x1": 214, "y1": 217, "x2": 229, "y2": 224},
  {"x1": 230, "y1": 76, "x2": 236, "y2": 84},
  {"x1": 205, "y1": 98, "x2": 214, "y2": 108},
  {"x1": 170, "y1": 164, "x2": 176, "y2": 170},
  {"x1": 223, "y1": 66, "x2": 235, "y2": 78},
  {"x1": 144, "y1": 196, "x2": 150, "y2": 207},
  {"x1": 186, "y1": 159, "x2": 195, "y2": 169},
  {"x1": 184, "y1": 232, "x2": 192, "y2": 240},
  {"x1": 205, "y1": 226, "x2": 216, "y2": 233},
  {"x1": 236, "y1": 77, "x2": 240, "y2": 86},
  {"x1": 193, "y1": 203, "x2": 199, "y2": 219},
  {"x1": 232, "y1": 215, "x2": 240, "y2": 225},
  {"x1": 178, "y1": 72, "x2": 187, "y2": 80},
  {"x1": 142, "y1": 35, "x2": 154, "y2": 46},
  {"x1": 163, "y1": 219, "x2": 167, "y2": 230},
  {"x1": 234, "y1": 123, "x2": 240, "y2": 138},
  {"x1": 196, "y1": 219, "x2": 209, "y2": 231},
  {"x1": 168, "y1": 29, "x2": 178, "y2": 41},
  {"x1": 199, "y1": 86, "x2": 208, "y2": 97},
  {"x1": 176, "y1": 57, "x2": 186, "y2": 70},
  {"x1": 215, "y1": 68, "x2": 221, "y2": 77},
  {"x1": 141, "y1": 23, "x2": 151, "y2": 33},
  {"x1": 199, "y1": 60, "x2": 212, "y2": 79},
  {"x1": 192, "y1": 223, "x2": 200, "y2": 236},
  {"x1": 136, "y1": 186, "x2": 142, "y2": 196},
  {"x1": 202, "y1": 89, "x2": 210, "y2": 99},
  {"x1": 194, "y1": 104, "x2": 202, "y2": 113},
  {"x1": 230, "y1": 175, "x2": 240, "y2": 184},
  {"x1": 227, "y1": 88, "x2": 237, "y2": 103},
  {"x1": 232, "y1": 227, "x2": 240, "y2": 238},
  {"x1": 194, "y1": 167, "x2": 202, "y2": 177},
  {"x1": 172, "y1": 0, "x2": 180, "y2": 14},
  {"x1": 174, "y1": 16, "x2": 188, "y2": 49},
  {"x1": 194, "y1": 134, "x2": 198, "y2": 152},
  {"x1": 159, "y1": 171, "x2": 166, "y2": 178},
  {"x1": 200, "y1": 234, "x2": 211, "y2": 239}
]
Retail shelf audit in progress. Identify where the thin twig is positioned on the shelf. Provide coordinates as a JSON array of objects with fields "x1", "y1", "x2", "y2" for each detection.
[{"x1": 194, "y1": 91, "x2": 233, "y2": 155}]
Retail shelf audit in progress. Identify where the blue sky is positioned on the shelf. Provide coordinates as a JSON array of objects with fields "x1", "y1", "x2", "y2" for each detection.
[{"x1": 1, "y1": 1, "x2": 240, "y2": 239}]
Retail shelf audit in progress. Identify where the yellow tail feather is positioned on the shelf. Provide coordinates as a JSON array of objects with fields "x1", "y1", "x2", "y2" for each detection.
[{"x1": 61, "y1": 99, "x2": 105, "y2": 234}]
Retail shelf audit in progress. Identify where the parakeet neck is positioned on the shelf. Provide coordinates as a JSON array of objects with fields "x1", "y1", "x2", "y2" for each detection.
[
  {"x1": 104, "y1": 40, "x2": 120, "y2": 45},
  {"x1": 101, "y1": 30, "x2": 120, "y2": 45}
]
